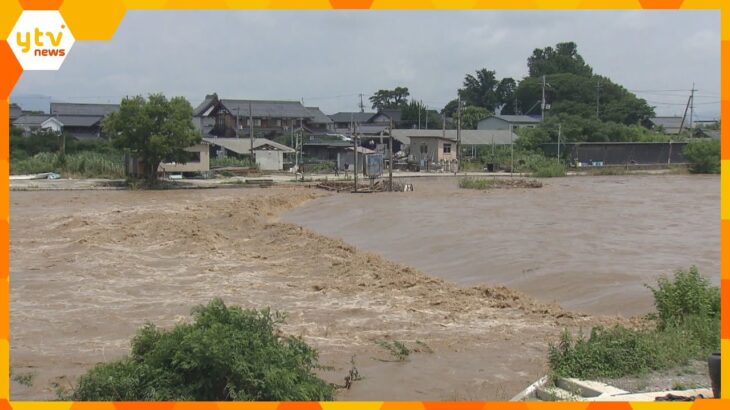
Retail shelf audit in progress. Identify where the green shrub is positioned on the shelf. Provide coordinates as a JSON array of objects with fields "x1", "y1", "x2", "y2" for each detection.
[
  {"x1": 523, "y1": 155, "x2": 566, "y2": 177},
  {"x1": 548, "y1": 267, "x2": 720, "y2": 379},
  {"x1": 71, "y1": 298, "x2": 334, "y2": 401},
  {"x1": 682, "y1": 139, "x2": 720, "y2": 174},
  {"x1": 647, "y1": 266, "x2": 720, "y2": 329},
  {"x1": 458, "y1": 177, "x2": 494, "y2": 190}
]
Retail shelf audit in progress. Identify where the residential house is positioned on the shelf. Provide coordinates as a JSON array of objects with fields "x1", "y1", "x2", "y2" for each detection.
[
  {"x1": 391, "y1": 129, "x2": 516, "y2": 150},
  {"x1": 408, "y1": 135, "x2": 457, "y2": 168},
  {"x1": 158, "y1": 143, "x2": 211, "y2": 175},
  {"x1": 12, "y1": 114, "x2": 56, "y2": 134},
  {"x1": 203, "y1": 137, "x2": 295, "y2": 171},
  {"x1": 329, "y1": 112, "x2": 375, "y2": 133},
  {"x1": 477, "y1": 115, "x2": 541, "y2": 130},
  {"x1": 49, "y1": 102, "x2": 119, "y2": 139},
  {"x1": 9, "y1": 103, "x2": 23, "y2": 125},
  {"x1": 649, "y1": 116, "x2": 691, "y2": 135},
  {"x1": 193, "y1": 93, "x2": 331, "y2": 140}
]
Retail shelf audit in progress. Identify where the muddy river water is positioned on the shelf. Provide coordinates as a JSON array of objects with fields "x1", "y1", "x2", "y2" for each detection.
[{"x1": 283, "y1": 175, "x2": 719, "y2": 316}]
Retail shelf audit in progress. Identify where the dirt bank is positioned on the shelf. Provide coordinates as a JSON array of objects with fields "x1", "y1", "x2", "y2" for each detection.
[{"x1": 11, "y1": 188, "x2": 627, "y2": 400}]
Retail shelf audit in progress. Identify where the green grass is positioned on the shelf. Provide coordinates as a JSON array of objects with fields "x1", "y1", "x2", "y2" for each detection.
[
  {"x1": 376, "y1": 340, "x2": 411, "y2": 362},
  {"x1": 10, "y1": 152, "x2": 125, "y2": 179},
  {"x1": 458, "y1": 177, "x2": 495, "y2": 190},
  {"x1": 548, "y1": 267, "x2": 720, "y2": 380},
  {"x1": 11, "y1": 371, "x2": 35, "y2": 387}
]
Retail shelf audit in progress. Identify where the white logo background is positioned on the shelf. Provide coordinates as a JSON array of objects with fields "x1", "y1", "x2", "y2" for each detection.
[{"x1": 8, "y1": 10, "x2": 75, "y2": 71}]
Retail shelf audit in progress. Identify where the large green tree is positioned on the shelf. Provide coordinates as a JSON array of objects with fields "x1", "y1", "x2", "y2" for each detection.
[
  {"x1": 461, "y1": 106, "x2": 491, "y2": 129},
  {"x1": 400, "y1": 100, "x2": 443, "y2": 129},
  {"x1": 369, "y1": 87, "x2": 410, "y2": 110},
  {"x1": 103, "y1": 94, "x2": 200, "y2": 183},
  {"x1": 527, "y1": 41, "x2": 593, "y2": 78}
]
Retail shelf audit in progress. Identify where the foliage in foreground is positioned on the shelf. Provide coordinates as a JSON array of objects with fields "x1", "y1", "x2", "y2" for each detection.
[
  {"x1": 682, "y1": 139, "x2": 720, "y2": 174},
  {"x1": 71, "y1": 298, "x2": 334, "y2": 401},
  {"x1": 10, "y1": 151, "x2": 124, "y2": 179},
  {"x1": 548, "y1": 267, "x2": 720, "y2": 379}
]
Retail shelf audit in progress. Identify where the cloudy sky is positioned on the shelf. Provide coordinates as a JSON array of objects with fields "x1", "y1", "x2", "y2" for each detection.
[{"x1": 11, "y1": 9, "x2": 720, "y2": 119}]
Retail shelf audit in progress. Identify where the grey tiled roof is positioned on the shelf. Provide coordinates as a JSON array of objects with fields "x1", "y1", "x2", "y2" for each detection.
[
  {"x1": 329, "y1": 112, "x2": 375, "y2": 123},
  {"x1": 13, "y1": 114, "x2": 51, "y2": 126},
  {"x1": 56, "y1": 115, "x2": 103, "y2": 127},
  {"x1": 220, "y1": 99, "x2": 315, "y2": 119},
  {"x1": 50, "y1": 103, "x2": 119, "y2": 117},
  {"x1": 305, "y1": 107, "x2": 333, "y2": 124},
  {"x1": 9, "y1": 103, "x2": 22, "y2": 120}
]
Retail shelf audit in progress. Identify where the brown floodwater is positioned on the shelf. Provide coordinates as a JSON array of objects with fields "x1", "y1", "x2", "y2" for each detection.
[{"x1": 283, "y1": 175, "x2": 720, "y2": 316}]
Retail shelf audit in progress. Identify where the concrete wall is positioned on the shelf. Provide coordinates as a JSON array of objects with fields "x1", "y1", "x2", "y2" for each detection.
[
  {"x1": 255, "y1": 150, "x2": 284, "y2": 170},
  {"x1": 159, "y1": 143, "x2": 210, "y2": 173}
]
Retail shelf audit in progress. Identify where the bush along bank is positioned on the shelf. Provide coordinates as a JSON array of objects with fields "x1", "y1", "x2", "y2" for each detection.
[
  {"x1": 548, "y1": 266, "x2": 719, "y2": 380},
  {"x1": 68, "y1": 298, "x2": 335, "y2": 401}
]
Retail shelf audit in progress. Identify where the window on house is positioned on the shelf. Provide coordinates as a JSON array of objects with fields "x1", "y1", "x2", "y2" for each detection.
[
  {"x1": 443, "y1": 143, "x2": 451, "y2": 153},
  {"x1": 420, "y1": 144, "x2": 428, "y2": 154}
]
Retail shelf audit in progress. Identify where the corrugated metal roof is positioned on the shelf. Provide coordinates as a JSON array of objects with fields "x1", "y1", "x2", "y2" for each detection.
[
  {"x1": 50, "y1": 103, "x2": 119, "y2": 117},
  {"x1": 481, "y1": 115, "x2": 542, "y2": 124},
  {"x1": 203, "y1": 137, "x2": 295, "y2": 154},
  {"x1": 220, "y1": 99, "x2": 315, "y2": 119}
]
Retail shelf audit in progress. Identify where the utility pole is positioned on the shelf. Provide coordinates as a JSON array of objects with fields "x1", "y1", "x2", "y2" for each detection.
[
  {"x1": 557, "y1": 123, "x2": 562, "y2": 163},
  {"x1": 689, "y1": 82, "x2": 696, "y2": 131},
  {"x1": 509, "y1": 123, "x2": 514, "y2": 178},
  {"x1": 541, "y1": 74, "x2": 546, "y2": 122},
  {"x1": 358, "y1": 93, "x2": 365, "y2": 113},
  {"x1": 424, "y1": 103, "x2": 429, "y2": 129},
  {"x1": 248, "y1": 102, "x2": 254, "y2": 159},
  {"x1": 353, "y1": 122, "x2": 358, "y2": 192},
  {"x1": 442, "y1": 112, "x2": 446, "y2": 139},
  {"x1": 235, "y1": 107, "x2": 240, "y2": 138},
  {"x1": 456, "y1": 95, "x2": 462, "y2": 173},
  {"x1": 299, "y1": 117, "x2": 304, "y2": 181},
  {"x1": 388, "y1": 119, "x2": 393, "y2": 192},
  {"x1": 596, "y1": 80, "x2": 601, "y2": 119},
  {"x1": 418, "y1": 100, "x2": 422, "y2": 130}
]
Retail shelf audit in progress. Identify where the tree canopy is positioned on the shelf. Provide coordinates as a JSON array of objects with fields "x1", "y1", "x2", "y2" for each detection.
[
  {"x1": 527, "y1": 41, "x2": 593, "y2": 78},
  {"x1": 369, "y1": 87, "x2": 410, "y2": 110},
  {"x1": 102, "y1": 94, "x2": 200, "y2": 182}
]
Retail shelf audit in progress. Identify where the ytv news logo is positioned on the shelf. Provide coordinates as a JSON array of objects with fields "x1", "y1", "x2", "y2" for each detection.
[{"x1": 9, "y1": 11, "x2": 75, "y2": 71}]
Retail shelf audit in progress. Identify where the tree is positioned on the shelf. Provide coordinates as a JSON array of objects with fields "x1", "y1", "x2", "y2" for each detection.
[
  {"x1": 527, "y1": 41, "x2": 593, "y2": 78},
  {"x1": 460, "y1": 68, "x2": 501, "y2": 112},
  {"x1": 461, "y1": 106, "x2": 491, "y2": 129},
  {"x1": 496, "y1": 78, "x2": 518, "y2": 115},
  {"x1": 70, "y1": 298, "x2": 335, "y2": 401},
  {"x1": 103, "y1": 94, "x2": 200, "y2": 183},
  {"x1": 400, "y1": 99, "x2": 442, "y2": 129},
  {"x1": 369, "y1": 87, "x2": 410, "y2": 110}
]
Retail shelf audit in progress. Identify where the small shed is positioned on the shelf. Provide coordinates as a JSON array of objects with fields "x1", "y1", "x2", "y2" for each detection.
[{"x1": 203, "y1": 137, "x2": 295, "y2": 171}]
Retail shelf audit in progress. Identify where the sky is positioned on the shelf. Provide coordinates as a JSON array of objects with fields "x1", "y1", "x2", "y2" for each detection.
[{"x1": 11, "y1": 9, "x2": 721, "y2": 120}]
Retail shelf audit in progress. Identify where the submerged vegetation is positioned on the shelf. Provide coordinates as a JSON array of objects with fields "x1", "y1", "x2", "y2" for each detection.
[
  {"x1": 458, "y1": 177, "x2": 543, "y2": 190},
  {"x1": 549, "y1": 267, "x2": 719, "y2": 379}
]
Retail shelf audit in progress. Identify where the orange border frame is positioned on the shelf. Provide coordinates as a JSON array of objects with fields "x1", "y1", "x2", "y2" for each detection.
[{"x1": 0, "y1": 0, "x2": 727, "y2": 408}]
